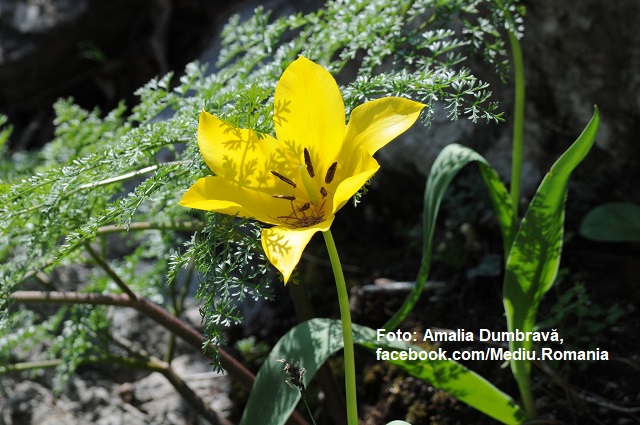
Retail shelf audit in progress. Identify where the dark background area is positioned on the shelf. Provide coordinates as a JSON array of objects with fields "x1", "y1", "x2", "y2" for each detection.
[{"x1": 1, "y1": 0, "x2": 223, "y2": 150}]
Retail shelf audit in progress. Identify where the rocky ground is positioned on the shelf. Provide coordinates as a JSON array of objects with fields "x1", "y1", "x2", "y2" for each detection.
[
  {"x1": 1, "y1": 354, "x2": 231, "y2": 425},
  {"x1": 1, "y1": 295, "x2": 234, "y2": 425}
]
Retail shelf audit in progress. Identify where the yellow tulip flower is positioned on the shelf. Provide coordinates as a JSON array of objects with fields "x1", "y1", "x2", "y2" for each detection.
[{"x1": 180, "y1": 56, "x2": 424, "y2": 283}]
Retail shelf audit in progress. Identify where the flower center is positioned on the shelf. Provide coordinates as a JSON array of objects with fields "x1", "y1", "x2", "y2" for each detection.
[{"x1": 269, "y1": 147, "x2": 337, "y2": 228}]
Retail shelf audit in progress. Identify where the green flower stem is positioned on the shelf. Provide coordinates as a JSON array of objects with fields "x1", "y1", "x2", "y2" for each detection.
[
  {"x1": 514, "y1": 360, "x2": 536, "y2": 419},
  {"x1": 508, "y1": 31, "x2": 536, "y2": 419},
  {"x1": 322, "y1": 230, "x2": 358, "y2": 425},
  {"x1": 509, "y1": 31, "x2": 525, "y2": 221}
]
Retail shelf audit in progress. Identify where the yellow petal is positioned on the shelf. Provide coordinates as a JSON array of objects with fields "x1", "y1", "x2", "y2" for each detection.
[
  {"x1": 332, "y1": 148, "x2": 380, "y2": 213},
  {"x1": 261, "y1": 216, "x2": 335, "y2": 284},
  {"x1": 179, "y1": 176, "x2": 294, "y2": 225},
  {"x1": 274, "y1": 57, "x2": 345, "y2": 178},
  {"x1": 344, "y1": 97, "x2": 425, "y2": 156},
  {"x1": 197, "y1": 110, "x2": 284, "y2": 189}
]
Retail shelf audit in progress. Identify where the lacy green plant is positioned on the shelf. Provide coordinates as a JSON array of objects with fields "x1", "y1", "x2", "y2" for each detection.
[{"x1": 1, "y1": 1, "x2": 527, "y2": 424}]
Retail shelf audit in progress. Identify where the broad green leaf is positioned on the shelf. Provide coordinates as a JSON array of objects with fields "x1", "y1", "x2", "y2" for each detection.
[
  {"x1": 240, "y1": 318, "x2": 527, "y2": 425},
  {"x1": 385, "y1": 144, "x2": 514, "y2": 329},
  {"x1": 503, "y1": 107, "x2": 599, "y2": 382},
  {"x1": 579, "y1": 202, "x2": 640, "y2": 242}
]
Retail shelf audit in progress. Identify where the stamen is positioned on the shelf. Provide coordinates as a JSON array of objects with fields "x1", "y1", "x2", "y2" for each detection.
[
  {"x1": 298, "y1": 202, "x2": 311, "y2": 212},
  {"x1": 272, "y1": 195, "x2": 296, "y2": 201},
  {"x1": 325, "y1": 162, "x2": 338, "y2": 184},
  {"x1": 271, "y1": 170, "x2": 297, "y2": 188},
  {"x1": 303, "y1": 148, "x2": 315, "y2": 178},
  {"x1": 320, "y1": 187, "x2": 328, "y2": 198}
]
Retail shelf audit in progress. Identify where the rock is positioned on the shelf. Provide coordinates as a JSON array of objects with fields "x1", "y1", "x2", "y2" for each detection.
[
  {"x1": 0, "y1": 355, "x2": 232, "y2": 425},
  {"x1": 129, "y1": 354, "x2": 232, "y2": 424},
  {"x1": 0, "y1": 0, "x2": 230, "y2": 150},
  {"x1": 0, "y1": 375, "x2": 149, "y2": 425},
  {"x1": 518, "y1": 0, "x2": 640, "y2": 205},
  {"x1": 379, "y1": 0, "x2": 640, "y2": 208}
]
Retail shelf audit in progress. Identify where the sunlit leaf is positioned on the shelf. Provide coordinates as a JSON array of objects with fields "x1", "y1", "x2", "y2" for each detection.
[{"x1": 503, "y1": 106, "x2": 599, "y2": 388}]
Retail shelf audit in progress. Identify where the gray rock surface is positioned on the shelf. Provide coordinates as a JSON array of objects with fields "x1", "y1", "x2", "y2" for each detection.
[
  {"x1": 0, "y1": 0, "x2": 226, "y2": 149},
  {"x1": 380, "y1": 0, "x2": 640, "y2": 206}
]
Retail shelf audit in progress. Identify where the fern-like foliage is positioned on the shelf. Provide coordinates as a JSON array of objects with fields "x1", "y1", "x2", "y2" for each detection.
[{"x1": 0, "y1": 0, "x2": 522, "y2": 374}]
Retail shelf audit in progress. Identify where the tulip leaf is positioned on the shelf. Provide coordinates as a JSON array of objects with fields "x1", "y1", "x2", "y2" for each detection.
[
  {"x1": 240, "y1": 318, "x2": 527, "y2": 425},
  {"x1": 503, "y1": 107, "x2": 599, "y2": 385},
  {"x1": 579, "y1": 202, "x2": 640, "y2": 242},
  {"x1": 385, "y1": 143, "x2": 515, "y2": 329}
]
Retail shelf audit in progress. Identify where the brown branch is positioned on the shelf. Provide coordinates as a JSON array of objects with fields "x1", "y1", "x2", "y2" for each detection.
[
  {"x1": 10, "y1": 291, "x2": 250, "y2": 386},
  {"x1": 84, "y1": 243, "x2": 138, "y2": 301},
  {"x1": 11, "y1": 290, "x2": 309, "y2": 425}
]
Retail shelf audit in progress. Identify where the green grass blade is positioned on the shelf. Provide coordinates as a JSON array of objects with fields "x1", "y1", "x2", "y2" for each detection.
[
  {"x1": 385, "y1": 144, "x2": 515, "y2": 329},
  {"x1": 241, "y1": 318, "x2": 527, "y2": 425},
  {"x1": 503, "y1": 106, "x2": 599, "y2": 410}
]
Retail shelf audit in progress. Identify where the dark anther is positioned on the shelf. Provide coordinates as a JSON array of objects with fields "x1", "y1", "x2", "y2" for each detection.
[
  {"x1": 325, "y1": 162, "x2": 338, "y2": 184},
  {"x1": 320, "y1": 187, "x2": 328, "y2": 198},
  {"x1": 303, "y1": 148, "x2": 315, "y2": 177},
  {"x1": 272, "y1": 195, "x2": 296, "y2": 201},
  {"x1": 271, "y1": 170, "x2": 297, "y2": 188},
  {"x1": 298, "y1": 202, "x2": 310, "y2": 211}
]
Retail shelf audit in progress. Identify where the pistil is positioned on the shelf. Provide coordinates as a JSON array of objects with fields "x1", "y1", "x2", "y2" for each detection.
[{"x1": 299, "y1": 165, "x2": 320, "y2": 205}]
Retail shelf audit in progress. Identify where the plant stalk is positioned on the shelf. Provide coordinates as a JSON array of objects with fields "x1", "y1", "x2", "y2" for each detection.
[
  {"x1": 509, "y1": 31, "x2": 536, "y2": 419},
  {"x1": 97, "y1": 220, "x2": 205, "y2": 234},
  {"x1": 322, "y1": 230, "x2": 358, "y2": 425},
  {"x1": 513, "y1": 361, "x2": 536, "y2": 419},
  {"x1": 509, "y1": 31, "x2": 525, "y2": 221}
]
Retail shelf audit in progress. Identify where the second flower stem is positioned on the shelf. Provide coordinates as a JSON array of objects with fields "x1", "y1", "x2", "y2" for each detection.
[
  {"x1": 509, "y1": 30, "x2": 525, "y2": 221},
  {"x1": 322, "y1": 230, "x2": 358, "y2": 425}
]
